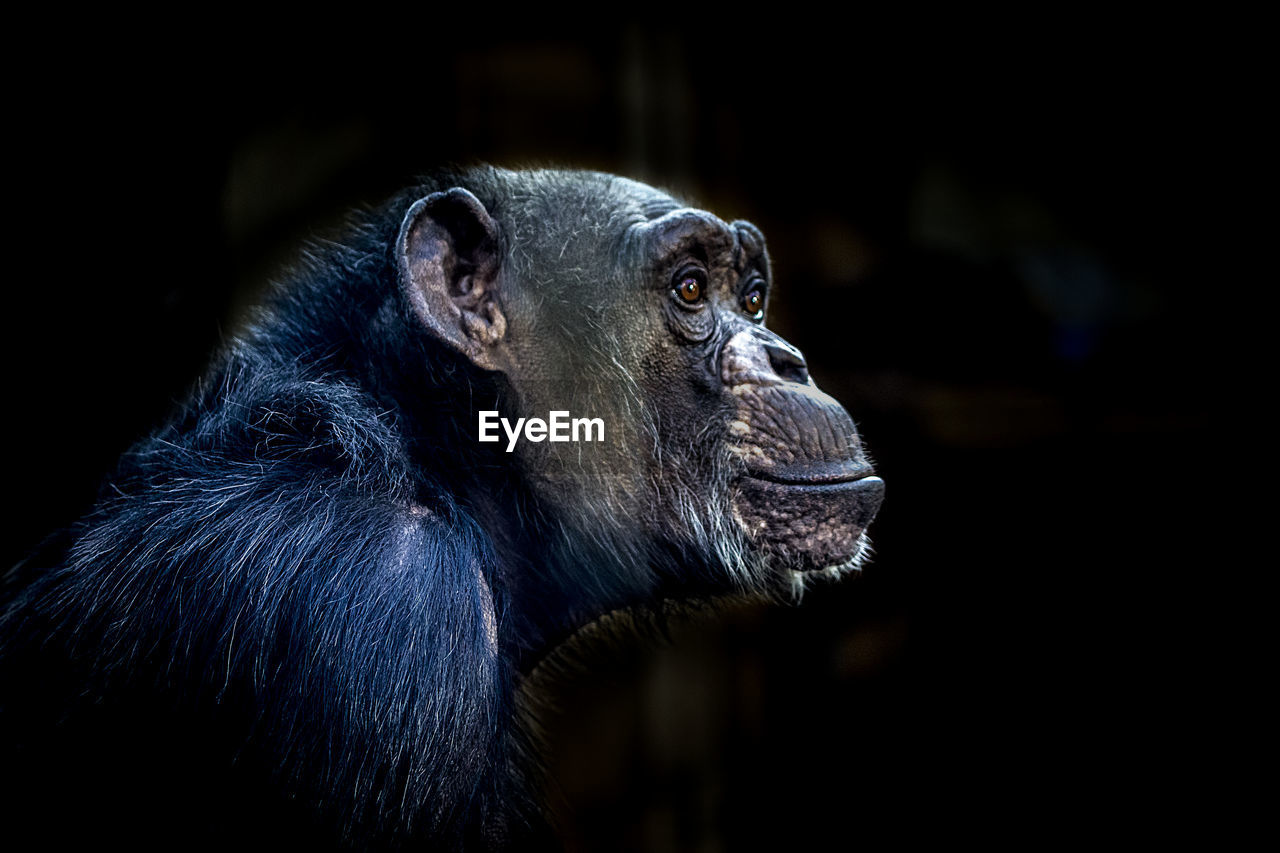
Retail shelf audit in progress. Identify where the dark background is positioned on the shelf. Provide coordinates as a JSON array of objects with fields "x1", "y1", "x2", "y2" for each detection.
[{"x1": 6, "y1": 20, "x2": 1229, "y2": 850}]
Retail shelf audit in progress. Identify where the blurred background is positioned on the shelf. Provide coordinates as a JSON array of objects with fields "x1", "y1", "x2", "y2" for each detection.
[{"x1": 6, "y1": 19, "x2": 1230, "y2": 851}]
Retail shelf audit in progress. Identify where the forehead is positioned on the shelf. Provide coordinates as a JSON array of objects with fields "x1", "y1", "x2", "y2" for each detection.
[
  {"x1": 506, "y1": 170, "x2": 682, "y2": 222},
  {"x1": 497, "y1": 170, "x2": 767, "y2": 277},
  {"x1": 608, "y1": 175, "x2": 685, "y2": 218}
]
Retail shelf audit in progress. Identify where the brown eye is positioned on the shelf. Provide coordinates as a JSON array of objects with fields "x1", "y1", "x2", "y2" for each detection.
[
  {"x1": 743, "y1": 288, "x2": 764, "y2": 320},
  {"x1": 674, "y1": 271, "x2": 705, "y2": 304}
]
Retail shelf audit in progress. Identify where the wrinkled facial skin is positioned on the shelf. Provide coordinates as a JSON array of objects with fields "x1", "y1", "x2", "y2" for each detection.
[
  {"x1": 621, "y1": 206, "x2": 884, "y2": 577},
  {"x1": 483, "y1": 176, "x2": 882, "y2": 590}
]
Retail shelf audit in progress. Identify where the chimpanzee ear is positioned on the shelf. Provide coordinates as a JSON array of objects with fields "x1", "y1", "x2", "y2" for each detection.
[{"x1": 398, "y1": 188, "x2": 506, "y2": 372}]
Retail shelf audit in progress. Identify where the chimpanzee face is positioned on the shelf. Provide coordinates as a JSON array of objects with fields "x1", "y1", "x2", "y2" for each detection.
[{"x1": 400, "y1": 172, "x2": 882, "y2": 594}]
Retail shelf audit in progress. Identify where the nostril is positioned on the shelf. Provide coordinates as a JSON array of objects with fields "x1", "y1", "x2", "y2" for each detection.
[{"x1": 765, "y1": 341, "x2": 809, "y2": 384}]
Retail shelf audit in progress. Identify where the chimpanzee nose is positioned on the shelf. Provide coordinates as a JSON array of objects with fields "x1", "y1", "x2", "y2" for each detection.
[
  {"x1": 764, "y1": 338, "x2": 810, "y2": 385},
  {"x1": 720, "y1": 326, "x2": 817, "y2": 388}
]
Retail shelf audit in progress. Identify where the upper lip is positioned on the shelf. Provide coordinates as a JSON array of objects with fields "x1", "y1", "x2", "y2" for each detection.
[{"x1": 744, "y1": 464, "x2": 875, "y2": 486}]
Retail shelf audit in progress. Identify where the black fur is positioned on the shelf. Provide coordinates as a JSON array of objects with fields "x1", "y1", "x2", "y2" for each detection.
[{"x1": 1, "y1": 168, "x2": 586, "y2": 850}]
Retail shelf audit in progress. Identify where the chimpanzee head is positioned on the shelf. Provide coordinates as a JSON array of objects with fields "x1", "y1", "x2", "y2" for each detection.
[{"x1": 398, "y1": 168, "x2": 882, "y2": 601}]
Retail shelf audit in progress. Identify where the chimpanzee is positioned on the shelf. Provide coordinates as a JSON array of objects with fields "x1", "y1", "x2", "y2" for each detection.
[{"x1": 0, "y1": 167, "x2": 882, "y2": 850}]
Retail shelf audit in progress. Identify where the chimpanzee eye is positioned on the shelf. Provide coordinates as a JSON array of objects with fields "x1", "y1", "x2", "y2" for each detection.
[
  {"x1": 742, "y1": 287, "x2": 765, "y2": 320},
  {"x1": 673, "y1": 269, "x2": 706, "y2": 304}
]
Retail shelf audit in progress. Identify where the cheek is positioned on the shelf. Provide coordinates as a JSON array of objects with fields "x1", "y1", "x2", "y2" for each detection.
[{"x1": 637, "y1": 336, "x2": 728, "y2": 438}]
